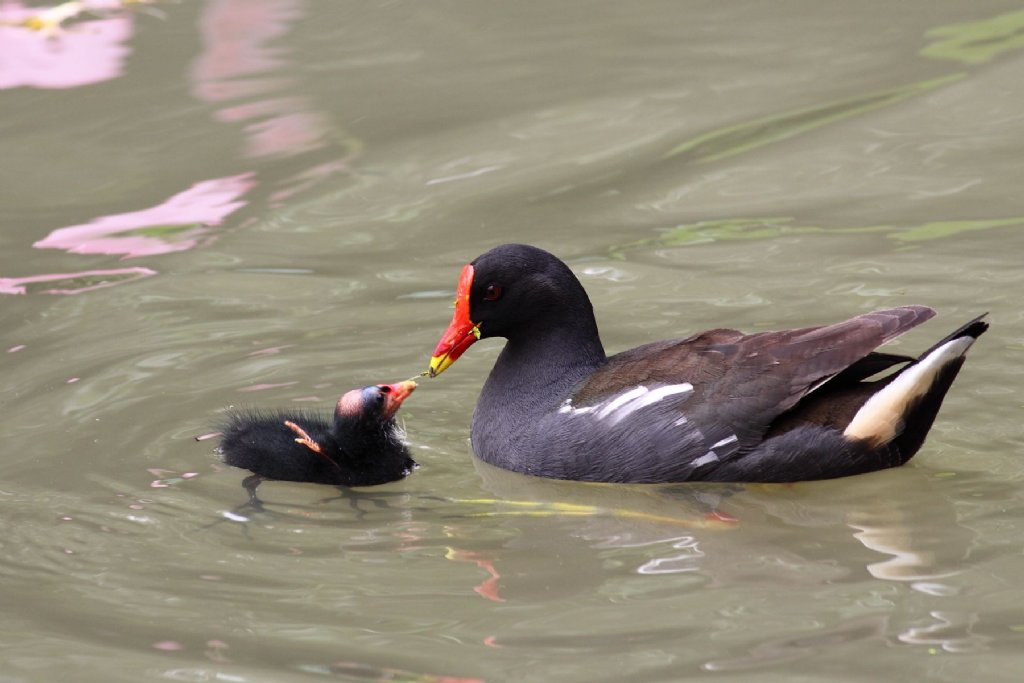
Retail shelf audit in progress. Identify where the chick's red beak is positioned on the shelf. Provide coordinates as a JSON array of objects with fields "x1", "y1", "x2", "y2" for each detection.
[
  {"x1": 428, "y1": 263, "x2": 480, "y2": 377},
  {"x1": 380, "y1": 379, "x2": 417, "y2": 419}
]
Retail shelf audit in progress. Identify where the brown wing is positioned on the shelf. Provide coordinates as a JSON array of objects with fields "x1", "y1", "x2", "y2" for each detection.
[{"x1": 571, "y1": 306, "x2": 935, "y2": 453}]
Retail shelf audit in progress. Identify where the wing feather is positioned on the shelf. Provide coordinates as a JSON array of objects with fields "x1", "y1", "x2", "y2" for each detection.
[{"x1": 568, "y1": 306, "x2": 935, "y2": 465}]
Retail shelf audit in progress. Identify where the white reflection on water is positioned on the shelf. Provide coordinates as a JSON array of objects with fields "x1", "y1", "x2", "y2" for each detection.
[
  {"x1": 898, "y1": 611, "x2": 991, "y2": 654},
  {"x1": 636, "y1": 536, "x2": 704, "y2": 575},
  {"x1": 850, "y1": 523, "x2": 959, "y2": 582}
]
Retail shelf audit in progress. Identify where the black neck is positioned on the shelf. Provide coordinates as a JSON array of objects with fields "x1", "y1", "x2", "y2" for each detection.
[{"x1": 482, "y1": 305, "x2": 607, "y2": 415}]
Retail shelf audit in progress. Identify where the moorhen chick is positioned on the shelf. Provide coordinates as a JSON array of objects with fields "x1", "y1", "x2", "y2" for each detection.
[
  {"x1": 427, "y1": 244, "x2": 987, "y2": 483},
  {"x1": 218, "y1": 380, "x2": 417, "y2": 487}
]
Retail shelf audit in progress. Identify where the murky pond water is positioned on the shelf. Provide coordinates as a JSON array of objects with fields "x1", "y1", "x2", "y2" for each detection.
[{"x1": 2, "y1": 1, "x2": 1023, "y2": 680}]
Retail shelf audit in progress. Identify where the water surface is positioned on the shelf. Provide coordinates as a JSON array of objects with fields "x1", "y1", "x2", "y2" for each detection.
[{"x1": 2, "y1": 1, "x2": 1023, "y2": 681}]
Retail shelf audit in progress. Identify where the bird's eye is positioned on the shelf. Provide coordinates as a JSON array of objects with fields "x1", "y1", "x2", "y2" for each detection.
[{"x1": 483, "y1": 283, "x2": 503, "y2": 301}]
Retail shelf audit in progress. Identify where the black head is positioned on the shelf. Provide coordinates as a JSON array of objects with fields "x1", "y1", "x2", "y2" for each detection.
[
  {"x1": 429, "y1": 244, "x2": 602, "y2": 376},
  {"x1": 466, "y1": 244, "x2": 594, "y2": 339}
]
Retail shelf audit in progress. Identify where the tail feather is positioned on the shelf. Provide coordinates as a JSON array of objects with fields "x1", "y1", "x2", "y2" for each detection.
[
  {"x1": 843, "y1": 314, "x2": 987, "y2": 458},
  {"x1": 918, "y1": 312, "x2": 989, "y2": 359}
]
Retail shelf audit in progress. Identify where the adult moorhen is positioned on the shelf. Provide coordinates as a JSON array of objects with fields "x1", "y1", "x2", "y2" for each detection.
[
  {"x1": 427, "y1": 244, "x2": 987, "y2": 483},
  {"x1": 218, "y1": 380, "x2": 418, "y2": 487}
]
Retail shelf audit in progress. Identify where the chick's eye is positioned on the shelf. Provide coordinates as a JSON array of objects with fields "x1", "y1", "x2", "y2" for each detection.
[{"x1": 483, "y1": 283, "x2": 503, "y2": 301}]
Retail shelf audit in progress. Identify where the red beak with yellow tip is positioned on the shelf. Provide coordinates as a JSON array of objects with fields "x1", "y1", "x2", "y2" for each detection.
[
  {"x1": 428, "y1": 264, "x2": 481, "y2": 377},
  {"x1": 380, "y1": 379, "x2": 417, "y2": 419}
]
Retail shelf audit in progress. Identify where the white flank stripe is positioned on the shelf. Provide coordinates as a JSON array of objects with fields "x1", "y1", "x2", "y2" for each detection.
[
  {"x1": 711, "y1": 434, "x2": 738, "y2": 449},
  {"x1": 845, "y1": 336, "x2": 974, "y2": 445},
  {"x1": 560, "y1": 383, "x2": 695, "y2": 422},
  {"x1": 691, "y1": 452, "x2": 719, "y2": 468},
  {"x1": 596, "y1": 386, "x2": 649, "y2": 420},
  {"x1": 602, "y1": 383, "x2": 694, "y2": 424},
  {"x1": 558, "y1": 400, "x2": 597, "y2": 416},
  {"x1": 625, "y1": 383, "x2": 694, "y2": 413}
]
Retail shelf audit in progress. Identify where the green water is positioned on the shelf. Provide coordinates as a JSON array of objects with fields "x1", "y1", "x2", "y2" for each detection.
[{"x1": 2, "y1": 1, "x2": 1022, "y2": 681}]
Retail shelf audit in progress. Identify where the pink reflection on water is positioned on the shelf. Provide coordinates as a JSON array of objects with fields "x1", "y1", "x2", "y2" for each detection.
[
  {"x1": 238, "y1": 382, "x2": 297, "y2": 392},
  {"x1": 0, "y1": 266, "x2": 157, "y2": 295},
  {"x1": 247, "y1": 344, "x2": 294, "y2": 357},
  {"x1": 5, "y1": 0, "x2": 347, "y2": 297},
  {"x1": 191, "y1": 0, "x2": 302, "y2": 92},
  {"x1": 0, "y1": 1, "x2": 134, "y2": 90},
  {"x1": 269, "y1": 160, "x2": 352, "y2": 203},
  {"x1": 33, "y1": 173, "x2": 256, "y2": 258},
  {"x1": 190, "y1": 0, "x2": 329, "y2": 159}
]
